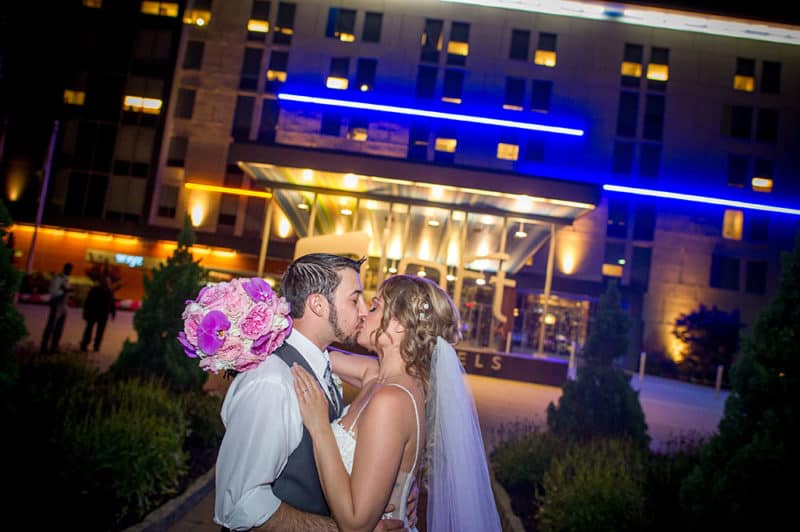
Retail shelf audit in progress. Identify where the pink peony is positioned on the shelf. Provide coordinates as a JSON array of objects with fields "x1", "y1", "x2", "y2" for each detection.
[
  {"x1": 223, "y1": 279, "x2": 252, "y2": 321},
  {"x1": 240, "y1": 301, "x2": 276, "y2": 340},
  {"x1": 197, "y1": 282, "x2": 230, "y2": 310},
  {"x1": 183, "y1": 310, "x2": 204, "y2": 344},
  {"x1": 215, "y1": 335, "x2": 244, "y2": 367}
]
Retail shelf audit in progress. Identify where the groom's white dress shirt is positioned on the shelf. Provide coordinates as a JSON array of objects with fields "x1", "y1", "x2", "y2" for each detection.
[{"x1": 214, "y1": 329, "x2": 334, "y2": 530}]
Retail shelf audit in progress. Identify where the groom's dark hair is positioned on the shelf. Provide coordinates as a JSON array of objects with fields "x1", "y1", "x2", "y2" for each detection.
[{"x1": 281, "y1": 253, "x2": 365, "y2": 319}]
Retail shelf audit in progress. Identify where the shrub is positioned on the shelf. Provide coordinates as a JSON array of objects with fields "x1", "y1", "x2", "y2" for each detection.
[
  {"x1": 672, "y1": 304, "x2": 743, "y2": 385},
  {"x1": 547, "y1": 365, "x2": 650, "y2": 451},
  {"x1": 537, "y1": 438, "x2": 647, "y2": 532},
  {"x1": 183, "y1": 390, "x2": 225, "y2": 450},
  {"x1": 58, "y1": 378, "x2": 188, "y2": 531},
  {"x1": 0, "y1": 198, "x2": 27, "y2": 388}
]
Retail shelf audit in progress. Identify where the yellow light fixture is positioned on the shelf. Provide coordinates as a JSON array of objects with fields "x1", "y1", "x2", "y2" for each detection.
[
  {"x1": 514, "y1": 222, "x2": 528, "y2": 238},
  {"x1": 184, "y1": 182, "x2": 273, "y2": 199}
]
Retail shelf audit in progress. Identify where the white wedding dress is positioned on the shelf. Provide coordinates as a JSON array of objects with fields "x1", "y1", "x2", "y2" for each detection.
[{"x1": 331, "y1": 383, "x2": 420, "y2": 531}]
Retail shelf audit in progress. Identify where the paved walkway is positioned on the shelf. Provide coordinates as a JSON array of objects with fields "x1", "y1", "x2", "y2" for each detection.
[{"x1": 14, "y1": 302, "x2": 730, "y2": 531}]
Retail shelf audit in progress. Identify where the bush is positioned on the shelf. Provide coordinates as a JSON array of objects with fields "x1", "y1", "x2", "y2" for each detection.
[
  {"x1": 537, "y1": 438, "x2": 647, "y2": 532},
  {"x1": 491, "y1": 426, "x2": 566, "y2": 529},
  {"x1": 547, "y1": 365, "x2": 650, "y2": 451},
  {"x1": 183, "y1": 390, "x2": 225, "y2": 450},
  {"x1": 59, "y1": 378, "x2": 188, "y2": 530}
]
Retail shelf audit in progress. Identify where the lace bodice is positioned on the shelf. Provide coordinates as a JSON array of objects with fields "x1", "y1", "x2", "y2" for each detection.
[{"x1": 331, "y1": 384, "x2": 420, "y2": 527}]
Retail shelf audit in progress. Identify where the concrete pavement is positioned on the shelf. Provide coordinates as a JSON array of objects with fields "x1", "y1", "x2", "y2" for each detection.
[{"x1": 14, "y1": 301, "x2": 729, "y2": 531}]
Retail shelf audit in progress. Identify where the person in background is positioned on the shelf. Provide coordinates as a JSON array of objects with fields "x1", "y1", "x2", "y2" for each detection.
[
  {"x1": 40, "y1": 262, "x2": 73, "y2": 354},
  {"x1": 80, "y1": 275, "x2": 116, "y2": 353}
]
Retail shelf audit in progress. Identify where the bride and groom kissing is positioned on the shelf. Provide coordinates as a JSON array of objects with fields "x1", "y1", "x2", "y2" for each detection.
[{"x1": 213, "y1": 253, "x2": 501, "y2": 531}]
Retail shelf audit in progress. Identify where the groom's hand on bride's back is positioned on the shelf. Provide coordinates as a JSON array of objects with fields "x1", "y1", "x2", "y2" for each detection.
[{"x1": 372, "y1": 477, "x2": 419, "y2": 531}]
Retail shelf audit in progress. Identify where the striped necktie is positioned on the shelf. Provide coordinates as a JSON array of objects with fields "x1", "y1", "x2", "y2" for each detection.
[{"x1": 323, "y1": 359, "x2": 339, "y2": 412}]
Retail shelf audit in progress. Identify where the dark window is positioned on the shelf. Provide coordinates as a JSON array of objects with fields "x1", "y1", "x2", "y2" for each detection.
[
  {"x1": 355, "y1": 58, "x2": 377, "y2": 91},
  {"x1": 754, "y1": 158, "x2": 774, "y2": 182},
  {"x1": 408, "y1": 124, "x2": 429, "y2": 161},
  {"x1": 320, "y1": 112, "x2": 341, "y2": 136},
  {"x1": 537, "y1": 32, "x2": 557, "y2": 51},
  {"x1": 761, "y1": 61, "x2": 781, "y2": 94},
  {"x1": 174, "y1": 88, "x2": 196, "y2": 119},
  {"x1": 624, "y1": 43, "x2": 643, "y2": 62},
  {"x1": 325, "y1": 7, "x2": 356, "y2": 40},
  {"x1": 420, "y1": 19, "x2": 443, "y2": 63},
  {"x1": 643, "y1": 94, "x2": 665, "y2": 140},
  {"x1": 616, "y1": 92, "x2": 638, "y2": 137},
  {"x1": 710, "y1": 254, "x2": 740, "y2": 290},
  {"x1": 240, "y1": 48, "x2": 263, "y2": 91},
  {"x1": 64, "y1": 172, "x2": 89, "y2": 216},
  {"x1": 756, "y1": 108, "x2": 778, "y2": 143},
  {"x1": 747, "y1": 214, "x2": 769, "y2": 243},
  {"x1": 727, "y1": 154, "x2": 749, "y2": 187},
  {"x1": 157, "y1": 185, "x2": 178, "y2": 218},
  {"x1": 416, "y1": 65, "x2": 437, "y2": 98},
  {"x1": 363, "y1": 12, "x2": 383, "y2": 42},
  {"x1": 530, "y1": 80, "x2": 552, "y2": 112},
  {"x1": 607, "y1": 199, "x2": 628, "y2": 238},
  {"x1": 251, "y1": 0, "x2": 270, "y2": 19},
  {"x1": 442, "y1": 69, "x2": 464, "y2": 103},
  {"x1": 258, "y1": 99, "x2": 280, "y2": 143},
  {"x1": 632, "y1": 202, "x2": 655, "y2": 241},
  {"x1": 613, "y1": 141, "x2": 634, "y2": 176},
  {"x1": 113, "y1": 160, "x2": 131, "y2": 175},
  {"x1": 274, "y1": 2, "x2": 296, "y2": 45},
  {"x1": 631, "y1": 246, "x2": 652, "y2": 291},
  {"x1": 183, "y1": 40, "x2": 204, "y2": 70},
  {"x1": 524, "y1": 139, "x2": 544, "y2": 162},
  {"x1": 503, "y1": 77, "x2": 525, "y2": 110},
  {"x1": 745, "y1": 260, "x2": 767, "y2": 294},
  {"x1": 130, "y1": 162, "x2": 148, "y2": 177},
  {"x1": 85, "y1": 175, "x2": 108, "y2": 217},
  {"x1": 231, "y1": 95, "x2": 254, "y2": 140},
  {"x1": 329, "y1": 57, "x2": 349, "y2": 79},
  {"x1": 604, "y1": 241, "x2": 626, "y2": 265},
  {"x1": 639, "y1": 143, "x2": 661, "y2": 179},
  {"x1": 509, "y1": 29, "x2": 530, "y2": 60},
  {"x1": 736, "y1": 57, "x2": 755, "y2": 76},
  {"x1": 722, "y1": 105, "x2": 752, "y2": 139},
  {"x1": 447, "y1": 22, "x2": 470, "y2": 66}
]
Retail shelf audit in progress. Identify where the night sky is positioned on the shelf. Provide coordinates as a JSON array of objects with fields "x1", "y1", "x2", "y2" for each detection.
[{"x1": 627, "y1": 1, "x2": 798, "y2": 26}]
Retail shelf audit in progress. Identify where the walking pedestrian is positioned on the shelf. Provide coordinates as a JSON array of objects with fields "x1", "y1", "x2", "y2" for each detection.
[
  {"x1": 80, "y1": 275, "x2": 116, "y2": 353},
  {"x1": 40, "y1": 262, "x2": 73, "y2": 354}
]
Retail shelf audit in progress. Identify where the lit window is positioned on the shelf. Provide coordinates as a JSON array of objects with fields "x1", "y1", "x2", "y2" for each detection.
[
  {"x1": 447, "y1": 41, "x2": 469, "y2": 57},
  {"x1": 734, "y1": 57, "x2": 756, "y2": 92},
  {"x1": 621, "y1": 61, "x2": 642, "y2": 78},
  {"x1": 123, "y1": 95, "x2": 163, "y2": 114},
  {"x1": 267, "y1": 70, "x2": 287, "y2": 82},
  {"x1": 751, "y1": 177, "x2": 773, "y2": 192},
  {"x1": 326, "y1": 7, "x2": 356, "y2": 42},
  {"x1": 602, "y1": 264, "x2": 623, "y2": 277},
  {"x1": 722, "y1": 209, "x2": 743, "y2": 240},
  {"x1": 267, "y1": 51, "x2": 288, "y2": 84},
  {"x1": 348, "y1": 118, "x2": 368, "y2": 141},
  {"x1": 184, "y1": 9, "x2": 211, "y2": 26},
  {"x1": 420, "y1": 19, "x2": 444, "y2": 62},
  {"x1": 447, "y1": 22, "x2": 470, "y2": 66},
  {"x1": 534, "y1": 33, "x2": 557, "y2": 67},
  {"x1": 435, "y1": 137, "x2": 457, "y2": 152},
  {"x1": 140, "y1": 1, "x2": 179, "y2": 17},
  {"x1": 64, "y1": 89, "x2": 86, "y2": 105},
  {"x1": 83, "y1": 0, "x2": 102, "y2": 8},
  {"x1": 326, "y1": 77, "x2": 348, "y2": 90},
  {"x1": 248, "y1": 20, "x2": 269, "y2": 33},
  {"x1": 646, "y1": 63, "x2": 669, "y2": 81},
  {"x1": 497, "y1": 143, "x2": 519, "y2": 161}
]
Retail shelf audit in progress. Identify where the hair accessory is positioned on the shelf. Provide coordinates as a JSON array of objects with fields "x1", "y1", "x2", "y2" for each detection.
[{"x1": 419, "y1": 301, "x2": 430, "y2": 320}]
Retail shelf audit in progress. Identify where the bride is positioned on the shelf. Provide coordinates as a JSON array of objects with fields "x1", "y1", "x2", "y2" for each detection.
[{"x1": 292, "y1": 274, "x2": 501, "y2": 531}]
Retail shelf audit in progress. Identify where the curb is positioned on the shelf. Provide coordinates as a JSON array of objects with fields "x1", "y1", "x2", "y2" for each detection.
[{"x1": 124, "y1": 466, "x2": 216, "y2": 532}]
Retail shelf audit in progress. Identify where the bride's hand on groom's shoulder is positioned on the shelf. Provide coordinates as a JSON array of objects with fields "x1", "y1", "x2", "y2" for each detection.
[{"x1": 292, "y1": 364, "x2": 330, "y2": 435}]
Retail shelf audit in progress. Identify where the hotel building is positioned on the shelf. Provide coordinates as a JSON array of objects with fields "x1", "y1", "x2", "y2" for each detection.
[{"x1": 2, "y1": 0, "x2": 799, "y2": 365}]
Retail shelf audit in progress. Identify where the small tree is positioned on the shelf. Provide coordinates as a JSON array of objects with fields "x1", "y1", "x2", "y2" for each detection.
[
  {"x1": 547, "y1": 281, "x2": 650, "y2": 450},
  {"x1": 109, "y1": 214, "x2": 208, "y2": 392},
  {"x1": 671, "y1": 304, "x2": 743, "y2": 384},
  {"x1": 0, "y1": 199, "x2": 27, "y2": 383},
  {"x1": 680, "y1": 232, "x2": 800, "y2": 530}
]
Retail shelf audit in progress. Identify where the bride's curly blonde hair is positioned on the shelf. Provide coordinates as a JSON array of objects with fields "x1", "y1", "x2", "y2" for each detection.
[{"x1": 370, "y1": 275, "x2": 462, "y2": 390}]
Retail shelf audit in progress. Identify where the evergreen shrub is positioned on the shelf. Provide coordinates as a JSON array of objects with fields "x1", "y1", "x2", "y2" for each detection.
[{"x1": 536, "y1": 438, "x2": 647, "y2": 532}]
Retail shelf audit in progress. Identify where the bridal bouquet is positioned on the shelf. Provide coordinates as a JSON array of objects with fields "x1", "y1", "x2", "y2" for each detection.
[{"x1": 178, "y1": 277, "x2": 292, "y2": 374}]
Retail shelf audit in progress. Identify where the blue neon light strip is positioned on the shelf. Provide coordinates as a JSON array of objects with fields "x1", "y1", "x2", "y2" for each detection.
[
  {"x1": 278, "y1": 93, "x2": 584, "y2": 137},
  {"x1": 603, "y1": 184, "x2": 800, "y2": 216}
]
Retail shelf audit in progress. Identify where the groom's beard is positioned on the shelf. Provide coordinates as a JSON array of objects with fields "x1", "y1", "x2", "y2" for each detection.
[{"x1": 329, "y1": 304, "x2": 359, "y2": 346}]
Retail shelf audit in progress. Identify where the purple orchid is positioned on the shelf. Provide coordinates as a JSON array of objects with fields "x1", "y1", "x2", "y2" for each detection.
[
  {"x1": 177, "y1": 331, "x2": 198, "y2": 358},
  {"x1": 197, "y1": 310, "x2": 231, "y2": 354},
  {"x1": 243, "y1": 277, "x2": 274, "y2": 303}
]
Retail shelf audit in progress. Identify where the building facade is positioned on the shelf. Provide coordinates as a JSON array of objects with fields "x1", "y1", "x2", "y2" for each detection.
[{"x1": 2, "y1": 0, "x2": 799, "y2": 364}]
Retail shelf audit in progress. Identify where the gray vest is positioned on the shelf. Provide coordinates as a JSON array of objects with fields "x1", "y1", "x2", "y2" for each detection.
[{"x1": 272, "y1": 343, "x2": 343, "y2": 516}]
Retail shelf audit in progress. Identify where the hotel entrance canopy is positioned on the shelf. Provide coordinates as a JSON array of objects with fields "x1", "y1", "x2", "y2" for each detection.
[{"x1": 235, "y1": 144, "x2": 600, "y2": 277}]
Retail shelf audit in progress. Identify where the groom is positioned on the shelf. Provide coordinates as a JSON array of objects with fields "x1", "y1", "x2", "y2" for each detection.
[{"x1": 215, "y1": 253, "x2": 413, "y2": 531}]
